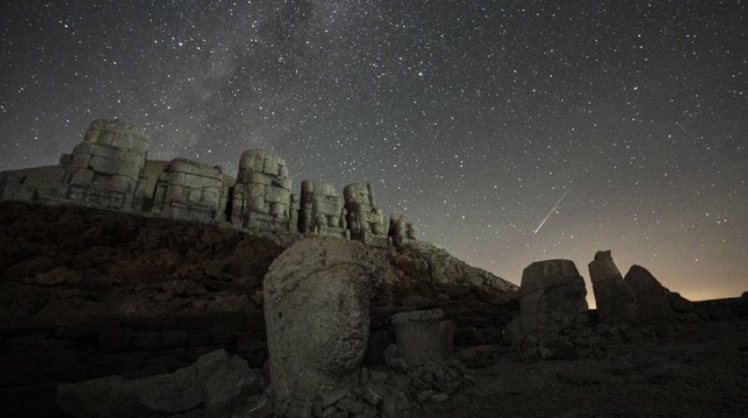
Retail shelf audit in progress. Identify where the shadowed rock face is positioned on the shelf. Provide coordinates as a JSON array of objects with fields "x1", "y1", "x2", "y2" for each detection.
[
  {"x1": 516, "y1": 259, "x2": 588, "y2": 347},
  {"x1": 624, "y1": 265, "x2": 676, "y2": 323},
  {"x1": 263, "y1": 238, "x2": 375, "y2": 416},
  {"x1": 588, "y1": 251, "x2": 638, "y2": 325}
]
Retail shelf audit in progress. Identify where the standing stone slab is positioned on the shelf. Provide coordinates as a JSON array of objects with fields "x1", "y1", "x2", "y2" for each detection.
[
  {"x1": 264, "y1": 238, "x2": 375, "y2": 416},
  {"x1": 624, "y1": 265, "x2": 675, "y2": 323},
  {"x1": 518, "y1": 259, "x2": 588, "y2": 347},
  {"x1": 588, "y1": 250, "x2": 638, "y2": 325}
]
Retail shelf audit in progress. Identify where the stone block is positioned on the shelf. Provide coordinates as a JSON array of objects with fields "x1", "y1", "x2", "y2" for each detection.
[{"x1": 392, "y1": 309, "x2": 452, "y2": 365}]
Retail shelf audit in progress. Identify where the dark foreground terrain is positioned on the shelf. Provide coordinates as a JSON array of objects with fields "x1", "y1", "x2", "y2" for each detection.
[{"x1": 415, "y1": 318, "x2": 748, "y2": 418}]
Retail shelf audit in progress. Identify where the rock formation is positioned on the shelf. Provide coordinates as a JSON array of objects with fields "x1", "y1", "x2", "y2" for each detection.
[
  {"x1": 298, "y1": 180, "x2": 347, "y2": 237},
  {"x1": 58, "y1": 119, "x2": 150, "y2": 210},
  {"x1": 588, "y1": 250, "x2": 638, "y2": 325},
  {"x1": 151, "y1": 158, "x2": 228, "y2": 222},
  {"x1": 230, "y1": 149, "x2": 296, "y2": 232},
  {"x1": 344, "y1": 182, "x2": 387, "y2": 244},
  {"x1": 263, "y1": 238, "x2": 375, "y2": 417}
]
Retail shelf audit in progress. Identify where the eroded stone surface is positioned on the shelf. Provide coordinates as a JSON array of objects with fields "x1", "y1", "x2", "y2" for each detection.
[
  {"x1": 344, "y1": 183, "x2": 386, "y2": 244},
  {"x1": 392, "y1": 309, "x2": 453, "y2": 365},
  {"x1": 588, "y1": 251, "x2": 638, "y2": 325},
  {"x1": 514, "y1": 259, "x2": 588, "y2": 352},
  {"x1": 231, "y1": 149, "x2": 295, "y2": 232},
  {"x1": 263, "y1": 238, "x2": 375, "y2": 416},
  {"x1": 57, "y1": 349, "x2": 262, "y2": 418},
  {"x1": 298, "y1": 180, "x2": 347, "y2": 237},
  {"x1": 151, "y1": 158, "x2": 228, "y2": 222},
  {"x1": 58, "y1": 119, "x2": 149, "y2": 210},
  {"x1": 624, "y1": 265, "x2": 676, "y2": 323}
]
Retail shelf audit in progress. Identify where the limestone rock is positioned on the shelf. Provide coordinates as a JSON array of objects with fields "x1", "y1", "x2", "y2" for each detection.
[
  {"x1": 57, "y1": 349, "x2": 262, "y2": 418},
  {"x1": 263, "y1": 238, "x2": 375, "y2": 415},
  {"x1": 588, "y1": 250, "x2": 638, "y2": 325},
  {"x1": 624, "y1": 265, "x2": 675, "y2": 323}
]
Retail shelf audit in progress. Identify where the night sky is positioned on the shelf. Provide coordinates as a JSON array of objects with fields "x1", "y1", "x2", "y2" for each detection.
[{"x1": 1, "y1": 1, "x2": 746, "y2": 302}]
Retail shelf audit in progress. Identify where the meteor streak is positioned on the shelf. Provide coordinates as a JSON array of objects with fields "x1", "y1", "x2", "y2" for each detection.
[{"x1": 533, "y1": 189, "x2": 569, "y2": 234}]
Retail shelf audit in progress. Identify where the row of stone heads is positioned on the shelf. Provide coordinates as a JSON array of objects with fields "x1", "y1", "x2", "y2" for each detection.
[{"x1": 52, "y1": 119, "x2": 417, "y2": 242}]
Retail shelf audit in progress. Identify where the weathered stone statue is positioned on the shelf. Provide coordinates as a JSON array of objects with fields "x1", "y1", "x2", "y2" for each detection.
[
  {"x1": 343, "y1": 183, "x2": 386, "y2": 244},
  {"x1": 388, "y1": 213, "x2": 417, "y2": 247},
  {"x1": 58, "y1": 119, "x2": 149, "y2": 210},
  {"x1": 298, "y1": 180, "x2": 347, "y2": 237},
  {"x1": 150, "y1": 158, "x2": 228, "y2": 222},
  {"x1": 507, "y1": 259, "x2": 588, "y2": 357},
  {"x1": 588, "y1": 250, "x2": 638, "y2": 325},
  {"x1": 263, "y1": 238, "x2": 374, "y2": 417},
  {"x1": 230, "y1": 149, "x2": 294, "y2": 232}
]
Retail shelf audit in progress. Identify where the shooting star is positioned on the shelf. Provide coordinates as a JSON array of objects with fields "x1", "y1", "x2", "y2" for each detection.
[{"x1": 533, "y1": 189, "x2": 570, "y2": 234}]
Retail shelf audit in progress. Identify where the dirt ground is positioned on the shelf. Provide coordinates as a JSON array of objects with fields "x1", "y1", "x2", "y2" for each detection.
[{"x1": 413, "y1": 318, "x2": 748, "y2": 418}]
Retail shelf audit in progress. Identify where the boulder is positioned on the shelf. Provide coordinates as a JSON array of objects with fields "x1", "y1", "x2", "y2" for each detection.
[
  {"x1": 263, "y1": 238, "x2": 375, "y2": 416},
  {"x1": 588, "y1": 250, "x2": 638, "y2": 325},
  {"x1": 57, "y1": 349, "x2": 262, "y2": 418}
]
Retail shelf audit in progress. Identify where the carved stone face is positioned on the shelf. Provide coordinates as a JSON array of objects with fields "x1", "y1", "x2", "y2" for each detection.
[
  {"x1": 297, "y1": 270, "x2": 370, "y2": 374},
  {"x1": 344, "y1": 183, "x2": 372, "y2": 206}
]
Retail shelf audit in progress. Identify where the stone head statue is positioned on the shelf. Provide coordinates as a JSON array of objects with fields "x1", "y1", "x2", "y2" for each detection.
[{"x1": 264, "y1": 238, "x2": 374, "y2": 413}]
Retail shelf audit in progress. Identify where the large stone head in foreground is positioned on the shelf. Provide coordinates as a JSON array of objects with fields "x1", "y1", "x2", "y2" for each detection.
[{"x1": 263, "y1": 238, "x2": 375, "y2": 416}]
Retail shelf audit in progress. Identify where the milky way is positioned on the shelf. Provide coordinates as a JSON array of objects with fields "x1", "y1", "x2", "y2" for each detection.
[{"x1": 1, "y1": 1, "x2": 746, "y2": 301}]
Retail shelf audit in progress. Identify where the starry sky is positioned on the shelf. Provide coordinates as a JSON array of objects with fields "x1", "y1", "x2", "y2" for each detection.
[{"x1": 1, "y1": 0, "x2": 746, "y2": 302}]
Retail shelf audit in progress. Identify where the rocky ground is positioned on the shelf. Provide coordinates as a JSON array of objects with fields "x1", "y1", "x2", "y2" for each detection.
[
  {"x1": 1, "y1": 202, "x2": 746, "y2": 418},
  {"x1": 415, "y1": 317, "x2": 748, "y2": 418}
]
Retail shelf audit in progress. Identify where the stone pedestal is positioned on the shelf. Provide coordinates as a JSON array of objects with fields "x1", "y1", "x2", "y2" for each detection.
[{"x1": 391, "y1": 309, "x2": 453, "y2": 365}]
